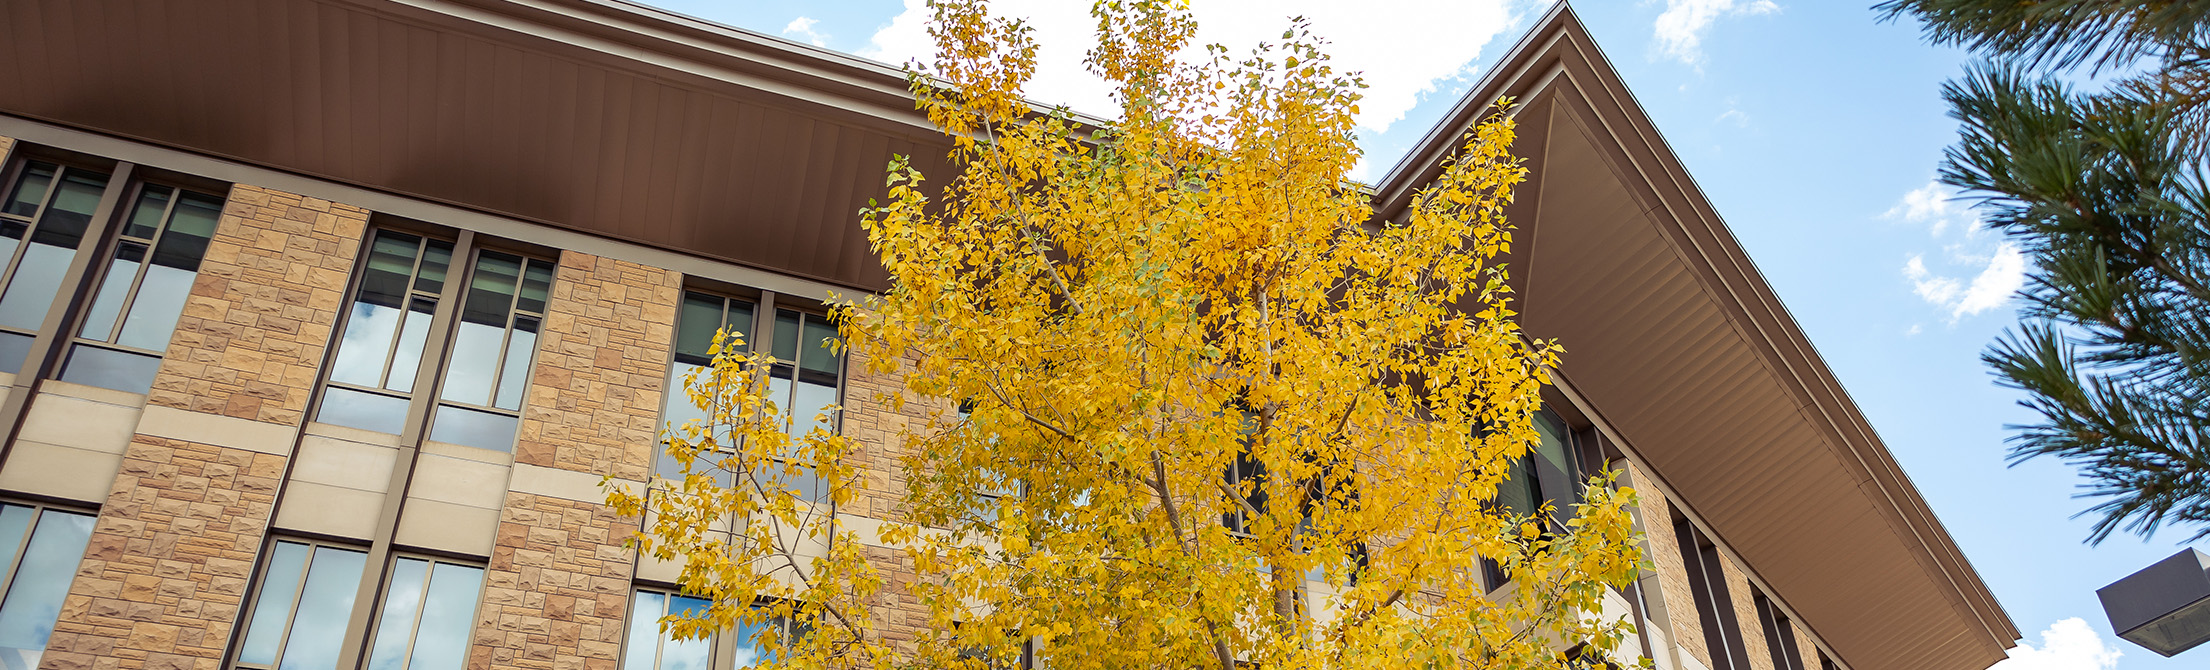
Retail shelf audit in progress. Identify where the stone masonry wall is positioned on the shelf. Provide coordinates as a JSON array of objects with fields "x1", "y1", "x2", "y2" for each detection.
[
  {"x1": 1719, "y1": 556, "x2": 1776, "y2": 670},
  {"x1": 1628, "y1": 462, "x2": 1712, "y2": 670},
  {"x1": 0, "y1": 137, "x2": 15, "y2": 160},
  {"x1": 469, "y1": 251, "x2": 678, "y2": 670},
  {"x1": 514, "y1": 252, "x2": 681, "y2": 482},
  {"x1": 41, "y1": 185, "x2": 367, "y2": 670},
  {"x1": 151, "y1": 185, "x2": 369, "y2": 425}
]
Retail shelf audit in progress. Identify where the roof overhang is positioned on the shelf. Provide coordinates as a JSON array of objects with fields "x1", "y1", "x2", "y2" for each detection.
[
  {"x1": 1372, "y1": 4, "x2": 2017, "y2": 669},
  {"x1": 0, "y1": 0, "x2": 959, "y2": 290}
]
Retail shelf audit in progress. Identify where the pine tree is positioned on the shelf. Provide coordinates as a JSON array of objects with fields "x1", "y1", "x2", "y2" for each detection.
[{"x1": 1876, "y1": 0, "x2": 2210, "y2": 542}]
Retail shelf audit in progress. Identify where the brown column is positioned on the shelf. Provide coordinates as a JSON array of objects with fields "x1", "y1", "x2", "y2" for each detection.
[
  {"x1": 40, "y1": 185, "x2": 368, "y2": 670},
  {"x1": 468, "y1": 251, "x2": 679, "y2": 670}
]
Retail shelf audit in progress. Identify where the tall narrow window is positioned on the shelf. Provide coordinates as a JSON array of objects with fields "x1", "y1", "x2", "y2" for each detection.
[
  {"x1": 319, "y1": 230, "x2": 453, "y2": 434},
  {"x1": 1222, "y1": 448, "x2": 1267, "y2": 536},
  {"x1": 235, "y1": 541, "x2": 369, "y2": 670},
  {"x1": 0, "y1": 161, "x2": 109, "y2": 374},
  {"x1": 657, "y1": 291, "x2": 755, "y2": 480},
  {"x1": 622, "y1": 590, "x2": 714, "y2": 670},
  {"x1": 1754, "y1": 592, "x2": 1806, "y2": 670},
  {"x1": 767, "y1": 309, "x2": 840, "y2": 501},
  {"x1": 365, "y1": 557, "x2": 485, "y2": 670},
  {"x1": 0, "y1": 503, "x2": 95, "y2": 670},
  {"x1": 1675, "y1": 517, "x2": 1752, "y2": 670},
  {"x1": 58, "y1": 183, "x2": 223, "y2": 393},
  {"x1": 428, "y1": 250, "x2": 552, "y2": 451}
]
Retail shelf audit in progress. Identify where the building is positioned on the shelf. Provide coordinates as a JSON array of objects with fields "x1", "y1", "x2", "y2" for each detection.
[{"x1": 0, "y1": 1, "x2": 2016, "y2": 670}]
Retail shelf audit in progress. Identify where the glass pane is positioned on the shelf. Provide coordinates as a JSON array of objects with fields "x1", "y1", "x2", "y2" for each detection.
[
  {"x1": 790, "y1": 379, "x2": 837, "y2": 440},
  {"x1": 329, "y1": 300, "x2": 404, "y2": 388},
  {"x1": 316, "y1": 387, "x2": 411, "y2": 435},
  {"x1": 2, "y1": 165, "x2": 53, "y2": 217},
  {"x1": 58, "y1": 345, "x2": 163, "y2": 394},
  {"x1": 515, "y1": 261, "x2": 552, "y2": 315},
  {"x1": 0, "y1": 509, "x2": 91, "y2": 670},
  {"x1": 414, "y1": 241, "x2": 452, "y2": 296},
  {"x1": 360, "y1": 232, "x2": 424, "y2": 306},
  {"x1": 238, "y1": 542, "x2": 309, "y2": 666},
  {"x1": 366, "y1": 559, "x2": 429, "y2": 670},
  {"x1": 493, "y1": 317, "x2": 537, "y2": 411},
  {"x1": 0, "y1": 332, "x2": 32, "y2": 376},
  {"x1": 440, "y1": 321, "x2": 503, "y2": 406},
  {"x1": 663, "y1": 596, "x2": 714, "y2": 670},
  {"x1": 0, "y1": 240, "x2": 81, "y2": 331},
  {"x1": 147, "y1": 194, "x2": 219, "y2": 273},
  {"x1": 799, "y1": 316, "x2": 840, "y2": 378},
  {"x1": 123, "y1": 186, "x2": 172, "y2": 239},
  {"x1": 407, "y1": 563, "x2": 483, "y2": 670},
  {"x1": 117, "y1": 263, "x2": 195, "y2": 351},
  {"x1": 427, "y1": 405, "x2": 518, "y2": 452},
  {"x1": 33, "y1": 172, "x2": 108, "y2": 247},
  {"x1": 0, "y1": 506, "x2": 32, "y2": 578},
  {"x1": 730, "y1": 616, "x2": 776, "y2": 668},
  {"x1": 674, "y1": 293, "x2": 725, "y2": 363},
  {"x1": 459, "y1": 252, "x2": 520, "y2": 328},
  {"x1": 277, "y1": 546, "x2": 367, "y2": 670},
  {"x1": 771, "y1": 310, "x2": 799, "y2": 363},
  {"x1": 77, "y1": 247, "x2": 144, "y2": 342},
  {"x1": 386, "y1": 299, "x2": 436, "y2": 395},
  {"x1": 621, "y1": 592, "x2": 666, "y2": 670}
]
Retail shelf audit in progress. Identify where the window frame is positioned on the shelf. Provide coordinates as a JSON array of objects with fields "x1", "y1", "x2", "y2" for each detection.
[
  {"x1": 0, "y1": 156, "x2": 115, "y2": 365},
  {"x1": 0, "y1": 499, "x2": 98, "y2": 669},
  {"x1": 55, "y1": 177, "x2": 229, "y2": 392},
  {"x1": 231, "y1": 537, "x2": 373, "y2": 670},
  {"x1": 360, "y1": 553, "x2": 489, "y2": 670},
  {"x1": 422, "y1": 245, "x2": 555, "y2": 449},
  {"x1": 652, "y1": 288, "x2": 762, "y2": 482}
]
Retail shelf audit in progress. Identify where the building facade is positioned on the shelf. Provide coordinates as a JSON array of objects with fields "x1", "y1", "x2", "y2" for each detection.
[{"x1": 0, "y1": 2, "x2": 2015, "y2": 670}]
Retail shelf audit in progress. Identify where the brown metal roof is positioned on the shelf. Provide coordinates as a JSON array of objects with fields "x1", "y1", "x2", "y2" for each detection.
[
  {"x1": 0, "y1": 0, "x2": 956, "y2": 291},
  {"x1": 0, "y1": 0, "x2": 2015, "y2": 667},
  {"x1": 1373, "y1": 5, "x2": 2018, "y2": 670}
]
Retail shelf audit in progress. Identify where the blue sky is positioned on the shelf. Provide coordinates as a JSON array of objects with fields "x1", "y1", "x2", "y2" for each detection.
[{"x1": 637, "y1": 1, "x2": 2194, "y2": 667}]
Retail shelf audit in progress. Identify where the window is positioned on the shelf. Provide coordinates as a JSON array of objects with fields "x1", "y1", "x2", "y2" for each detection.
[
  {"x1": 622, "y1": 591, "x2": 805, "y2": 670},
  {"x1": 58, "y1": 183, "x2": 223, "y2": 393},
  {"x1": 321, "y1": 230, "x2": 453, "y2": 434},
  {"x1": 1674, "y1": 516, "x2": 1752, "y2": 670},
  {"x1": 656, "y1": 291, "x2": 756, "y2": 480},
  {"x1": 0, "y1": 161, "x2": 109, "y2": 375},
  {"x1": 236, "y1": 541, "x2": 369, "y2": 670},
  {"x1": 428, "y1": 250, "x2": 552, "y2": 449},
  {"x1": 767, "y1": 309, "x2": 842, "y2": 444},
  {"x1": 0, "y1": 503, "x2": 95, "y2": 670},
  {"x1": 1753, "y1": 592, "x2": 1807, "y2": 670},
  {"x1": 316, "y1": 229, "x2": 552, "y2": 452},
  {"x1": 1222, "y1": 447, "x2": 1267, "y2": 536},
  {"x1": 1497, "y1": 409, "x2": 1582, "y2": 525},
  {"x1": 623, "y1": 590, "x2": 714, "y2": 670},
  {"x1": 365, "y1": 557, "x2": 485, "y2": 670}
]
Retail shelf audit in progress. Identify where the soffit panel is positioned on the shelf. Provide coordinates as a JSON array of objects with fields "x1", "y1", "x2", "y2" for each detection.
[
  {"x1": 1519, "y1": 93, "x2": 1995, "y2": 670},
  {"x1": 0, "y1": 0, "x2": 948, "y2": 290}
]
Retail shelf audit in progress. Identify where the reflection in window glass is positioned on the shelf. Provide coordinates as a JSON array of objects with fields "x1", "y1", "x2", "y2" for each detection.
[
  {"x1": 427, "y1": 251, "x2": 551, "y2": 451},
  {"x1": 657, "y1": 292, "x2": 754, "y2": 480},
  {"x1": 318, "y1": 231, "x2": 453, "y2": 432},
  {"x1": 0, "y1": 162, "x2": 110, "y2": 374},
  {"x1": 0, "y1": 504, "x2": 94, "y2": 670},
  {"x1": 236, "y1": 542, "x2": 367, "y2": 670},
  {"x1": 60, "y1": 186, "x2": 225, "y2": 393},
  {"x1": 367, "y1": 558, "x2": 485, "y2": 670},
  {"x1": 623, "y1": 591, "x2": 714, "y2": 670},
  {"x1": 0, "y1": 170, "x2": 107, "y2": 332}
]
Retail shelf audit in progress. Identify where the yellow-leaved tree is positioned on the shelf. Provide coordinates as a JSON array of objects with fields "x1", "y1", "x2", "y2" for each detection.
[{"x1": 607, "y1": 1, "x2": 1646, "y2": 670}]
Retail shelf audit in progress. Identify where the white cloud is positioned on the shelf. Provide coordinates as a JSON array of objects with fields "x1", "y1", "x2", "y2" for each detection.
[
  {"x1": 1884, "y1": 181, "x2": 1967, "y2": 236},
  {"x1": 1905, "y1": 323, "x2": 1922, "y2": 336},
  {"x1": 860, "y1": 0, "x2": 1515, "y2": 133},
  {"x1": 1904, "y1": 243, "x2": 2026, "y2": 321},
  {"x1": 1654, "y1": 0, "x2": 1778, "y2": 65},
  {"x1": 1990, "y1": 618, "x2": 2121, "y2": 670},
  {"x1": 1717, "y1": 108, "x2": 1748, "y2": 127},
  {"x1": 783, "y1": 16, "x2": 828, "y2": 47}
]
